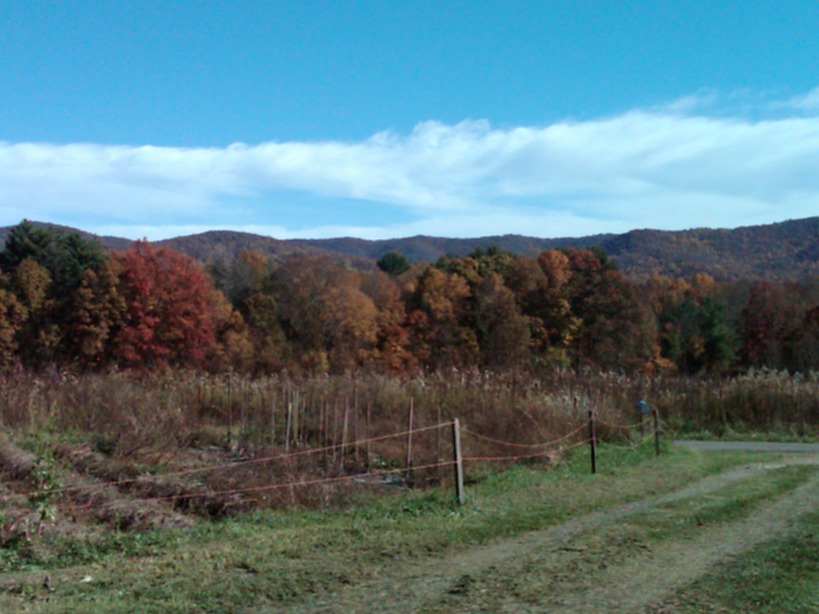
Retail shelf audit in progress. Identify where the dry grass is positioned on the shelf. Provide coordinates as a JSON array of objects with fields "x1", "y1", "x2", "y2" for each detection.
[{"x1": 0, "y1": 367, "x2": 815, "y2": 545}]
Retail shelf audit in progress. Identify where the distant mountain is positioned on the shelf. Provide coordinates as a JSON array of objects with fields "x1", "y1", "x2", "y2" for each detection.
[
  {"x1": 286, "y1": 233, "x2": 610, "y2": 263},
  {"x1": 595, "y1": 217, "x2": 819, "y2": 281},
  {"x1": 1, "y1": 217, "x2": 816, "y2": 282}
]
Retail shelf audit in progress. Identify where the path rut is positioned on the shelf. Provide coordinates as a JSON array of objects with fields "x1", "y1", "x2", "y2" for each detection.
[{"x1": 284, "y1": 452, "x2": 819, "y2": 613}]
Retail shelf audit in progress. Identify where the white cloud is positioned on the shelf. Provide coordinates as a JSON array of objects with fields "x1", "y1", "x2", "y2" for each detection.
[
  {"x1": 788, "y1": 86, "x2": 819, "y2": 112},
  {"x1": 1, "y1": 89, "x2": 818, "y2": 241}
]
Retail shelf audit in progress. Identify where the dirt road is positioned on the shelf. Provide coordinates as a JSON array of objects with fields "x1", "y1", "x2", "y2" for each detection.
[{"x1": 286, "y1": 446, "x2": 819, "y2": 613}]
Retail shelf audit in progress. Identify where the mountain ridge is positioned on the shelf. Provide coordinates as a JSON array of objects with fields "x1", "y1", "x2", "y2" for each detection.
[{"x1": 1, "y1": 217, "x2": 816, "y2": 282}]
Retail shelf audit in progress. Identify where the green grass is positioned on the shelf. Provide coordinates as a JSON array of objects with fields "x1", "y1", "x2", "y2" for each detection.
[
  {"x1": 0, "y1": 445, "x2": 794, "y2": 612},
  {"x1": 669, "y1": 510, "x2": 819, "y2": 612},
  {"x1": 626, "y1": 464, "x2": 814, "y2": 540},
  {"x1": 675, "y1": 426, "x2": 819, "y2": 443},
  {"x1": 417, "y1": 463, "x2": 818, "y2": 613}
]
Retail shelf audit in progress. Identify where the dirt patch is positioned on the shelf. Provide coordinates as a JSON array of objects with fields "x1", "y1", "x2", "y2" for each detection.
[
  {"x1": 0, "y1": 437, "x2": 193, "y2": 533},
  {"x1": 285, "y1": 453, "x2": 819, "y2": 613}
]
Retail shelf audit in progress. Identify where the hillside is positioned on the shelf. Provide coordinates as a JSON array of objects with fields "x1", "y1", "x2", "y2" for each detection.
[
  {"x1": 1, "y1": 217, "x2": 816, "y2": 282},
  {"x1": 597, "y1": 217, "x2": 819, "y2": 281},
  {"x1": 149, "y1": 216, "x2": 819, "y2": 281}
]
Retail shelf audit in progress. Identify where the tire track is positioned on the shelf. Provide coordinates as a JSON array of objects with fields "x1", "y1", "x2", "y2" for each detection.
[{"x1": 286, "y1": 453, "x2": 818, "y2": 613}]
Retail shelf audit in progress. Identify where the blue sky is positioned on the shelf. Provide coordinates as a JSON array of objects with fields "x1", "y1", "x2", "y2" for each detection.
[{"x1": 1, "y1": 1, "x2": 818, "y2": 241}]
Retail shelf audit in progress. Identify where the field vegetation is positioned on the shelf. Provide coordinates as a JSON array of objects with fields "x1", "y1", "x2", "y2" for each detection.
[
  {"x1": 0, "y1": 220, "x2": 816, "y2": 610},
  {"x1": 0, "y1": 370, "x2": 815, "y2": 569},
  {"x1": 1, "y1": 440, "x2": 816, "y2": 612}
]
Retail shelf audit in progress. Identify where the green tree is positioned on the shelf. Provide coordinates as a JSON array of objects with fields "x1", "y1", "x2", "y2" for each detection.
[
  {"x1": 377, "y1": 252, "x2": 410, "y2": 277},
  {"x1": 661, "y1": 297, "x2": 735, "y2": 373},
  {"x1": 52, "y1": 231, "x2": 106, "y2": 295},
  {"x1": 0, "y1": 220, "x2": 104, "y2": 293},
  {"x1": 0, "y1": 220, "x2": 53, "y2": 272}
]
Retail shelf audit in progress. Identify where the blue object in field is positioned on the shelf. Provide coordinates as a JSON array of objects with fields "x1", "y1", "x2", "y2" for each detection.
[{"x1": 637, "y1": 400, "x2": 650, "y2": 415}]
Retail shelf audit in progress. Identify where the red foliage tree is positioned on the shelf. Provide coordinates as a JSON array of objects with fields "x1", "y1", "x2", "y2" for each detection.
[{"x1": 111, "y1": 241, "x2": 223, "y2": 370}]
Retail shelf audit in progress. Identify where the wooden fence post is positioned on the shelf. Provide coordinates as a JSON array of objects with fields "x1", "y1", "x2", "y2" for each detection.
[
  {"x1": 227, "y1": 375, "x2": 233, "y2": 449},
  {"x1": 284, "y1": 400, "x2": 292, "y2": 454},
  {"x1": 405, "y1": 398, "x2": 414, "y2": 486},
  {"x1": 270, "y1": 387, "x2": 277, "y2": 448},
  {"x1": 588, "y1": 410, "x2": 597, "y2": 474},
  {"x1": 452, "y1": 418, "x2": 465, "y2": 505},
  {"x1": 653, "y1": 409, "x2": 661, "y2": 457},
  {"x1": 365, "y1": 402, "x2": 371, "y2": 472},
  {"x1": 340, "y1": 397, "x2": 349, "y2": 473}
]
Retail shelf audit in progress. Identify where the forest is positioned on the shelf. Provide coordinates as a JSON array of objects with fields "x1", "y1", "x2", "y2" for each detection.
[{"x1": 0, "y1": 220, "x2": 817, "y2": 377}]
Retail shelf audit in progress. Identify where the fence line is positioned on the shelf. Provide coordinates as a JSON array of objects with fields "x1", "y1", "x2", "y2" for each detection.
[
  {"x1": 36, "y1": 421, "x2": 453, "y2": 497},
  {"x1": 462, "y1": 421, "x2": 589, "y2": 450},
  {"x1": 1, "y1": 411, "x2": 662, "y2": 520},
  {"x1": 595, "y1": 417, "x2": 647, "y2": 431},
  {"x1": 43, "y1": 459, "x2": 460, "y2": 517},
  {"x1": 464, "y1": 438, "x2": 589, "y2": 463},
  {"x1": 600, "y1": 432, "x2": 656, "y2": 453}
]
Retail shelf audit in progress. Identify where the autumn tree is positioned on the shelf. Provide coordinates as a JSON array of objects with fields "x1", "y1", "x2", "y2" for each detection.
[
  {"x1": 0, "y1": 221, "x2": 109, "y2": 368},
  {"x1": 406, "y1": 266, "x2": 478, "y2": 369},
  {"x1": 562, "y1": 248, "x2": 652, "y2": 371},
  {"x1": 504, "y1": 254, "x2": 567, "y2": 367},
  {"x1": 0, "y1": 284, "x2": 26, "y2": 367},
  {"x1": 59, "y1": 256, "x2": 125, "y2": 368},
  {"x1": 425, "y1": 247, "x2": 523, "y2": 369},
  {"x1": 473, "y1": 272, "x2": 530, "y2": 368},
  {"x1": 212, "y1": 250, "x2": 283, "y2": 372},
  {"x1": 533, "y1": 250, "x2": 581, "y2": 362},
  {"x1": 360, "y1": 270, "x2": 415, "y2": 373},
  {"x1": 740, "y1": 281, "x2": 811, "y2": 370},
  {"x1": 271, "y1": 256, "x2": 378, "y2": 372},
  {"x1": 110, "y1": 242, "x2": 228, "y2": 370},
  {"x1": 436, "y1": 245, "x2": 515, "y2": 286},
  {"x1": 644, "y1": 274, "x2": 691, "y2": 319},
  {"x1": 798, "y1": 305, "x2": 819, "y2": 371},
  {"x1": 9, "y1": 258, "x2": 59, "y2": 367},
  {"x1": 220, "y1": 250, "x2": 271, "y2": 307},
  {"x1": 205, "y1": 288, "x2": 255, "y2": 372}
]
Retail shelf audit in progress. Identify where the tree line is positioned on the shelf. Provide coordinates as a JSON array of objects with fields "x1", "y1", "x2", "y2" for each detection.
[{"x1": 1, "y1": 221, "x2": 817, "y2": 375}]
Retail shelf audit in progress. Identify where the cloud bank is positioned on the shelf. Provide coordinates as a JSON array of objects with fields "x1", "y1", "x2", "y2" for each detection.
[{"x1": 1, "y1": 89, "x2": 818, "y2": 241}]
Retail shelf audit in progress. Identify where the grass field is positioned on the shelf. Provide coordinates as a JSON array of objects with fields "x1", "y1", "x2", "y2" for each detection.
[{"x1": 2, "y1": 441, "x2": 817, "y2": 612}]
